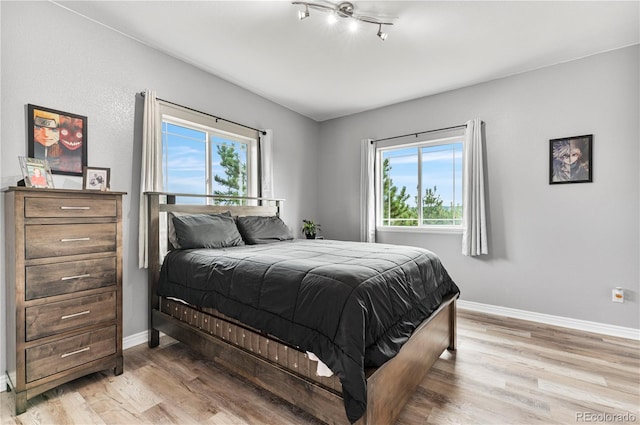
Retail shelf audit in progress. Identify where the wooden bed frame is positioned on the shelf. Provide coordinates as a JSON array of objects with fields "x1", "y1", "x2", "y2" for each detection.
[{"x1": 146, "y1": 192, "x2": 458, "y2": 425}]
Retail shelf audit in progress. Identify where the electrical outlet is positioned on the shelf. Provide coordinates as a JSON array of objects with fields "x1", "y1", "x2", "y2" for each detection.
[{"x1": 612, "y1": 287, "x2": 624, "y2": 303}]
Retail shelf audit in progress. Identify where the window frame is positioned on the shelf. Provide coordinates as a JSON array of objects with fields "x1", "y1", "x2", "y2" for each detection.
[
  {"x1": 159, "y1": 102, "x2": 258, "y2": 203},
  {"x1": 375, "y1": 131, "x2": 465, "y2": 234}
]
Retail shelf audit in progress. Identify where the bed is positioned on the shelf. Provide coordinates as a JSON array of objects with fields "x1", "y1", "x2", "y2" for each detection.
[{"x1": 146, "y1": 192, "x2": 460, "y2": 424}]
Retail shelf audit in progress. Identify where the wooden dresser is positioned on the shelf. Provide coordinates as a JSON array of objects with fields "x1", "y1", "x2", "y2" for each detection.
[{"x1": 4, "y1": 187, "x2": 125, "y2": 414}]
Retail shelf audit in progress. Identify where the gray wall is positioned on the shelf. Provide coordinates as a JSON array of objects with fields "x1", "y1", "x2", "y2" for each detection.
[
  {"x1": 1, "y1": 1, "x2": 319, "y2": 380},
  {"x1": 317, "y1": 45, "x2": 640, "y2": 329}
]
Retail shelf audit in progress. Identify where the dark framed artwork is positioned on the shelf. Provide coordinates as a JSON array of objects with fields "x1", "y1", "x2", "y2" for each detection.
[
  {"x1": 83, "y1": 166, "x2": 110, "y2": 191},
  {"x1": 549, "y1": 134, "x2": 592, "y2": 184},
  {"x1": 27, "y1": 104, "x2": 87, "y2": 176}
]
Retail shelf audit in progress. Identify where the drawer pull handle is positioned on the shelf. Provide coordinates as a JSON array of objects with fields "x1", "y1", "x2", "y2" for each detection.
[
  {"x1": 61, "y1": 310, "x2": 91, "y2": 320},
  {"x1": 60, "y1": 237, "x2": 91, "y2": 242},
  {"x1": 60, "y1": 206, "x2": 91, "y2": 210},
  {"x1": 61, "y1": 347, "x2": 90, "y2": 358},
  {"x1": 61, "y1": 274, "x2": 91, "y2": 281}
]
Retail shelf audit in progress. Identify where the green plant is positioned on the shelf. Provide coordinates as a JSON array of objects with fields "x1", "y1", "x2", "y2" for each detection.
[{"x1": 301, "y1": 219, "x2": 321, "y2": 238}]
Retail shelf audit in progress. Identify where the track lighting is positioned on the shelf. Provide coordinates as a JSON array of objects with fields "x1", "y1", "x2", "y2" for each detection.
[
  {"x1": 292, "y1": 1, "x2": 394, "y2": 40},
  {"x1": 298, "y1": 5, "x2": 309, "y2": 20},
  {"x1": 377, "y1": 24, "x2": 388, "y2": 41}
]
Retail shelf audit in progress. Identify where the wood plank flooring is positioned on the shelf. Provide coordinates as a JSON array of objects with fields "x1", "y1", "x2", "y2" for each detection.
[{"x1": 3, "y1": 309, "x2": 638, "y2": 424}]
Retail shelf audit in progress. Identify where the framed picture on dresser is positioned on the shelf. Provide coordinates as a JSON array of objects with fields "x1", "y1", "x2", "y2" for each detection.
[
  {"x1": 19, "y1": 156, "x2": 54, "y2": 189},
  {"x1": 83, "y1": 166, "x2": 111, "y2": 191}
]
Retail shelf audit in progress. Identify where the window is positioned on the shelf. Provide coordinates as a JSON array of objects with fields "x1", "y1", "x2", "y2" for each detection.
[
  {"x1": 376, "y1": 135, "x2": 463, "y2": 230},
  {"x1": 160, "y1": 103, "x2": 258, "y2": 204}
]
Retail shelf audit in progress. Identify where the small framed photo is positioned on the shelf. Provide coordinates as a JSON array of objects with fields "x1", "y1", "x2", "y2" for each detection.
[
  {"x1": 19, "y1": 156, "x2": 55, "y2": 189},
  {"x1": 549, "y1": 134, "x2": 593, "y2": 184},
  {"x1": 83, "y1": 166, "x2": 110, "y2": 191},
  {"x1": 27, "y1": 104, "x2": 87, "y2": 176}
]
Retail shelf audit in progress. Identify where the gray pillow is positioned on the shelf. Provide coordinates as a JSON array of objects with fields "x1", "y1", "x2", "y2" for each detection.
[
  {"x1": 236, "y1": 215, "x2": 294, "y2": 244},
  {"x1": 172, "y1": 213, "x2": 244, "y2": 249},
  {"x1": 168, "y1": 211, "x2": 232, "y2": 249}
]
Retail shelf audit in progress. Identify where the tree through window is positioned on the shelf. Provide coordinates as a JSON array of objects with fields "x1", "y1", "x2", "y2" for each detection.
[
  {"x1": 161, "y1": 115, "x2": 257, "y2": 205},
  {"x1": 377, "y1": 137, "x2": 463, "y2": 228}
]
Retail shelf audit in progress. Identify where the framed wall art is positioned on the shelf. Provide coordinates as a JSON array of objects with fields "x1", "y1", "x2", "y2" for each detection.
[
  {"x1": 19, "y1": 156, "x2": 55, "y2": 189},
  {"x1": 549, "y1": 134, "x2": 592, "y2": 184},
  {"x1": 27, "y1": 104, "x2": 87, "y2": 176},
  {"x1": 83, "y1": 166, "x2": 110, "y2": 191}
]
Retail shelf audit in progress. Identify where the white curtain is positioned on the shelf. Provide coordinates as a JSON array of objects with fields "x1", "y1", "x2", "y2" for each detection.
[
  {"x1": 360, "y1": 138, "x2": 376, "y2": 243},
  {"x1": 260, "y1": 129, "x2": 274, "y2": 199},
  {"x1": 138, "y1": 90, "x2": 163, "y2": 268},
  {"x1": 462, "y1": 118, "x2": 488, "y2": 256}
]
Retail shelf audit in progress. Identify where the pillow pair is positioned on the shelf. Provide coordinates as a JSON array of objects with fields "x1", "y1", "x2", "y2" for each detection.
[{"x1": 170, "y1": 212, "x2": 294, "y2": 249}]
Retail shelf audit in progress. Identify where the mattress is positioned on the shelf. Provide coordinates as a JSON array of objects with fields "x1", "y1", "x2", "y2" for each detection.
[{"x1": 160, "y1": 297, "x2": 343, "y2": 393}]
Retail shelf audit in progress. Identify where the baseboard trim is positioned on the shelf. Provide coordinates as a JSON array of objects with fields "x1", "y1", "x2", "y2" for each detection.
[
  {"x1": 458, "y1": 300, "x2": 640, "y2": 340},
  {"x1": 123, "y1": 330, "x2": 150, "y2": 350}
]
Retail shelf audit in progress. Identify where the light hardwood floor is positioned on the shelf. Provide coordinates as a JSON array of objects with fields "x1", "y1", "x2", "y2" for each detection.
[{"x1": 3, "y1": 309, "x2": 639, "y2": 425}]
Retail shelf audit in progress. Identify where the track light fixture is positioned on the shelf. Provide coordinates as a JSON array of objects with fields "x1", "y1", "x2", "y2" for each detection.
[
  {"x1": 298, "y1": 5, "x2": 310, "y2": 20},
  {"x1": 377, "y1": 24, "x2": 388, "y2": 41},
  {"x1": 292, "y1": 1, "x2": 394, "y2": 40}
]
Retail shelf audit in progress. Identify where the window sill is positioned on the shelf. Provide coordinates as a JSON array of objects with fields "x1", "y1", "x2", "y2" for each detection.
[{"x1": 376, "y1": 226, "x2": 463, "y2": 235}]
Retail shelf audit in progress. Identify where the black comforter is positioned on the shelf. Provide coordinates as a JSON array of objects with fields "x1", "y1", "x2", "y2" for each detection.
[{"x1": 158, "y1": 239, "x2": 459, "y2": 422}]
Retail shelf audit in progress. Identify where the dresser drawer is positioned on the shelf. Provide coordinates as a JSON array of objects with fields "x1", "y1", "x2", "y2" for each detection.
[
  {"x1": 26, "y1": 292, "x2": 116, "y2": 341},
  {"x1": 25, "y1": 197, "x2": 117, "y2": 218},
  {"x1": 25, "y1": 223, "x2": 116, "y2": 259},
  {"x1": 26, "y1": 326, "x2": 116, "y2": 382},
  {"x1": 26, "y1": 257, "x2": 117, "y2": 300}
]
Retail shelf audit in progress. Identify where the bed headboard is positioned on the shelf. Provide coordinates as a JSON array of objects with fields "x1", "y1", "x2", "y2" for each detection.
[
  {"x1": 146, "y1": 191, "x2": 284, "y2": 262},
  {"x1": 148, "y1": 192, "x2": 283, "y2": 218},
  {"x1": 145, "y1": 191, "x2": 285, "y2": 339}
]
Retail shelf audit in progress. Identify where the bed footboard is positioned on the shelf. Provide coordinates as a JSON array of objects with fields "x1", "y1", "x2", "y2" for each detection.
[{"x1": 360, "y1": 293, "x2": 457, "y2": 424}]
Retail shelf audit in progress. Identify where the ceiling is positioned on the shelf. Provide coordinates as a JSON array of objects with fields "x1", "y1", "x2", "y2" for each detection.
[{"x1": 55, "y1": 1, "x2": 639, "y2": 122}]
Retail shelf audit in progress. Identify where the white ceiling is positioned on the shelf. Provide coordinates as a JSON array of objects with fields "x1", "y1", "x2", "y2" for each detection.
[{"x1": 55, "y1": 1, "x2": 639, "y2": 122}]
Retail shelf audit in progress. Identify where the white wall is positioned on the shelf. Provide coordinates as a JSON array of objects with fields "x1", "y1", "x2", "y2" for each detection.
[
  {"x1": 317, "y1": 45, "x2": 640, "y2": 330},
  {"x1": 1, "y1": 1, "x2": 319, "y2": 383}
]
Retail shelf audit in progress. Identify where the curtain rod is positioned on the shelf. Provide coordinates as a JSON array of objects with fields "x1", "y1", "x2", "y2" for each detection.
[
  {"x1": 372, "y1": 123, "x2": 468, "y2": 144},
  {"x1": 139, "y1": 91, "x2": 266, "y2": 135}
]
